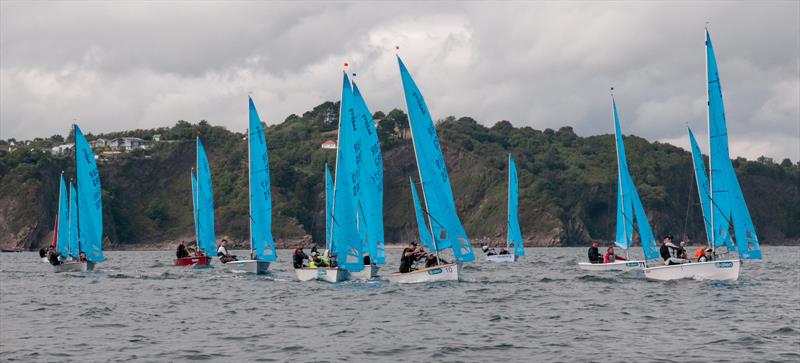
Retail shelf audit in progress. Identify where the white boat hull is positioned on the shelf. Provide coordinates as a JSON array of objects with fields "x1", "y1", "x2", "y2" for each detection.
[
  {"x1": 485, "y1": 254, "x2": 518, "y2": 263},
  {"x1": 578, "y1": 260, "x2": 644, "y2": 271},
  {"x1": 294, "y1": 267, "x2": 346, "y2": 283},
  {"x1": 347, "y1": 265, "x2": 380, "y2": 280},
  {"x1": 224, "y1": 260, "x2": 270, "y2": 274},
  {"x1": 644, "y1": 259, "x2": 740, "y2": 281},
  {"x1": 386, "y1": 263, "x2": 459, "y2": 284},
  {"x1": 53, "y1": 261, "x2": 94, "y2": 273}
]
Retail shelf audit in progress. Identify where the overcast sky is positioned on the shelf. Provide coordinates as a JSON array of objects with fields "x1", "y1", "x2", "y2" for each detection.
[{"x1": 1, "y1": 1, "x2": 798, "y2": 160}]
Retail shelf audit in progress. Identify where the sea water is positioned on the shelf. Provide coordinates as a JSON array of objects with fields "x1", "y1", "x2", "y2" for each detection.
[{"x1": 1, "y1": 247, "x2": 798, "y2": 362}]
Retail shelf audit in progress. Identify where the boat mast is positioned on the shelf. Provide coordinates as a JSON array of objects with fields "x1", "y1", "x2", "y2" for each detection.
[
  {"x1": 55, "y1": 171, "x2": 64, "y2": 254},
  {"x1": 611, "y1": 92, "x2": 631, "y2": 260},
  {"x1": 705, "y1": 28, "x2": 715, "y2": 257},
  {"x1": 67, "y1": 180, "x2": 73, "y2": 258},
  {"x1": 73, "y1": 124, "x2": 82, "y2": 256},
  {"x1": 195, "y1": 134, "x2": 201, "y2": 254}
]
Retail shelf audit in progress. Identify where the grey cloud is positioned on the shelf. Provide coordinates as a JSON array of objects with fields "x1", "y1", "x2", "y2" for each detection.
[{"x1": 1, "y1": 1, "x2": 798, "y2": 161}]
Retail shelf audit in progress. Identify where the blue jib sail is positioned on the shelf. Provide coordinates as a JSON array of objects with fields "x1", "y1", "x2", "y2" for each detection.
[
  {"x1": 611, "y1": 98, "x2": 659, "y2": 260},
  {"x1": 325, "y1": 163, "x2": 333, "y2": 246},
  {"x1": 196, "y1": 137, "x2": 217, "y2": 257},
  {"x1": 507, "y1": 154, "x2": 524, "y2": 256},
  {"x1": 331, "y1": 72, "x2": 365, "y2": 271},
  {"x1": 706, "y1": 29, "x2": 761, "y2": 259},
  {"x1": 191, "y1": 170, "x2": 199, "y2": 246},
  {"x1": 351, "y1": 81, "x2": 385, "y2": 264},
  {"x1": 398, "y1": 56, "x2": 475, "y2": 263},
  {"x1": 688, "y1": 128, "x2": 713, "y2": 243},
  {"x1": 409, "y1": 177, "x2": 434, "y2": 251},
  {"x1": 74, "y1": 125, "x2": 104, "y2": 262},
  {"x1": 248, "y1": 97, "x2": 277, "y2": 261},
  {"x1": 55, "y1": 174, "x2": 69, "y2": 257},
  {"x1": 68, "y1": 182, "x2": 79, "y2": 259}
]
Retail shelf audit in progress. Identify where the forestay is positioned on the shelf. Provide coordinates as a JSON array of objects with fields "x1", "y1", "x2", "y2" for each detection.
[
  {"x1": 409, "y1": 177, "x2": 434, "y2": 250},
  {"x1": 68, "y1": 183, "x2": 79, "y2": 259},
  {"x1": 195, "y1": 138, "x2": 217, "y2": 256},
  {"x1": 248, "y1": 98, "x2": 277, "y2": 261},
  {"x1": 74, "y1": 125, "x2": 104, "y2": 262},
  {"x1": 55, "y1": 174, "x2": 69, "y2": 257},
  {"x1": 688, "y1": 128, "x2": 713, "y2": 242},
  {"x1": 325, "y1": 163, "x2": 333, "y2": 247},
  {"x1": 351, "y1": 81, "x2": 385, "y2": 264},
  {"x1": 397, "y1": 56, "x2": 474, "y2": 263},
  {"x1": 507, "y1": 154, "x2": 524, "y2": 256}
]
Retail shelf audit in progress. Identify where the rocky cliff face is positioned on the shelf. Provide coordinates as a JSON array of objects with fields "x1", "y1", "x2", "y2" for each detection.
[{"x1": 1, "y1": 108, "x2": 798, "y2": 250}]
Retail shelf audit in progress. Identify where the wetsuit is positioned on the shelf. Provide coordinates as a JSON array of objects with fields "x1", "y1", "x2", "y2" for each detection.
[
  {"x1": 176, "y1": 244, "x2": 189, "y2": 259},
  {"x1": 293, "y1": 250, "x2": 308, "y2": 268},
  {"x1": 588, "y1": 247, "x2": 602, "y2": 263},
  {"x1": 399, "y1": 248, "x2": 416, "y2": 273}
]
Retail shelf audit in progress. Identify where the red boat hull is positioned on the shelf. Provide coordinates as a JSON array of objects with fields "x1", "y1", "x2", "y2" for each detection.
[{"x1": 174, "y1": 256, "x2": 211, "y2": 266}]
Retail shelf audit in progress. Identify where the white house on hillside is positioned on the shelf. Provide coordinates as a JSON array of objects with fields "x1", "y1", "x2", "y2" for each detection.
[
  {"x1": 50, "y1": 143, "x2": 74, "y2": 154},
  {"x1": 321, "y1": 140, "x2": 337, "y2": 149},
  {"x1": 90, "y1": 138, "x2": 108, "y2": 148},
  {"x1": 109, "y1": 137, "x2": 149, "y2": 151}
]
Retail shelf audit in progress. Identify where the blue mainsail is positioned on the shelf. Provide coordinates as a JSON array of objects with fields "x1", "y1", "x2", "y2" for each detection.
[
  {"x1": 351, "y1": 81, "x2": 385, "y2": 264},
  {"x1": 196, "y1": 138, "x2": 217, "y2": 257},
  {"x1": 688, "y1": 128, "x2": 713, "y2": 243},
  {"x1": 55, "y1": 174, "x2": 69, "y2": 257},
  {"x1": 409, "y1": 177, "x2": 434, "y2": 251},
  {"x1": 331, "y1": 72, "x2": 365, "y2": 271},
  {"x1": 248, "y1": 97, "x2": 276, "y2": 261},
  {"x1": 397, "y1": 56, "x2": 475, "y2": 262},
  {"x1": 68, "y1": 182, "x2": 79, "y2": 259},
  {"x1": 706, "y1": 29, "x2": 736, "y2": 253},
  {"x1": 706, "y1": 29, "x2": 761, "y2": 259},
  {"x1": 611, "y1": 98, "x2": 659, "y2": 260},
  {"x1": 325, "y1": 163, "x2": 333, "y2": 246},
  {"x1": 507, "y1": 154, "x2": 524, "y2": 256},
  {"x1": 74, "y1": 125, "x2": 104, "y2": 262}
]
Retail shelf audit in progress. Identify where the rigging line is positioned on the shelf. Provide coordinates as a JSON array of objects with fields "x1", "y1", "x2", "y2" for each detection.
[{"x1": 682, "y1": 168, "x2": 695, "y2": 240}]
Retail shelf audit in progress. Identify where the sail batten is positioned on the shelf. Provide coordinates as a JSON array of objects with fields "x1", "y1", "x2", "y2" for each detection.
[
  {"x1": 398, "y1": 56, "x2": 474, "y2": 263},
  {"x1": 248, "y1": 98, "x2": 276, "y2": 261}
]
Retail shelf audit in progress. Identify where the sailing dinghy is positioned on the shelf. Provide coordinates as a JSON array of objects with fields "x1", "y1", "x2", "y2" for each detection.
[
  {"x1": 224, "y1": 97, "x2": 277, "y2": 274},
  {"x1": 296, "y1": 72, "x2": 365, "y2": 282},
  {"x1": 53, "y1": 125, "x2": 105, "y2": 272},
  {"x1": 644, "y1": 29, "x2": 762, "y2": 281},
  {"x1": 486, "y1": 154, "x2": 525, "y2": 262},
  {"x1": 387, "y1": 56, "x2": 476, "y2": 284},
  {"x1": 175, "y1": 137, "x2": 215, "y2": 267},
  {"x1": 578, "y1": 95, "x2": 658, "y2": 271}
]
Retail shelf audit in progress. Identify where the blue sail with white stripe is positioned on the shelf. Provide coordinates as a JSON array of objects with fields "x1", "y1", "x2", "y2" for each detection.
[
  {"x1": 397, "y1": 56, "x2": 474, "y2": 262},
  {"x1": 351, "y1": 81, "x2": 385, "y2": 264},
  {"x1": 688, "y1": 128, "x2": 713, "y2": 243},
  {"x1": 331, "y1": 72, "x2": 365, "y2": 271},
  {"x1": 74, "y1": 125, "x2": 104, "y2": 262},
  {"x1": 611, "y1": 98, "x2": 659, "y2": 260},
  {"x1": 248, "y1": 97, "x2": 277, "y2": 261},
  {"x1": 706, "y1": 29, "x2": 761, "y2": 259},
  {"x1": 55, "y1": 174, "x2": 69, "y2": 257},
  {"x1": 410, "y1": 177, "x2": 434, "y2": 251},
  {"x1": 68, "y1": 182, "x2": 79, "y2": 259},
  {"x1": 507, "y1": 154, "x2": 524, "y2": 257},
  {"x1": 196, "y1": 138, "x2": 217, "y2": 257}
]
